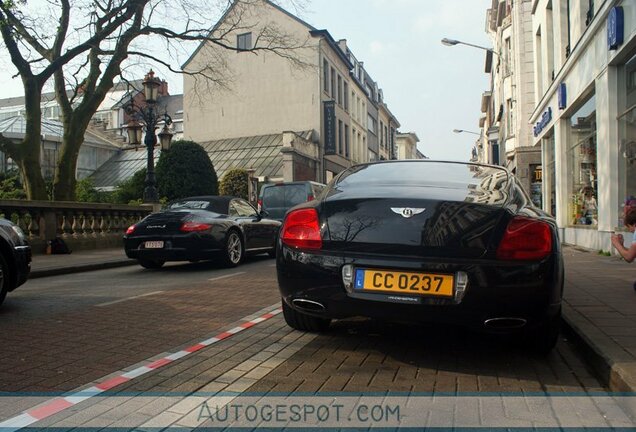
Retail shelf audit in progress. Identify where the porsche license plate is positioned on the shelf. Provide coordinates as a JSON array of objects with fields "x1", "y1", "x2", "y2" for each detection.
[
  {"x1": 354, "y1": 269, "x2": 454, "y2": 298},
  {"x1": 144, "y1": 241, "x2": 164, "y2": 249}
]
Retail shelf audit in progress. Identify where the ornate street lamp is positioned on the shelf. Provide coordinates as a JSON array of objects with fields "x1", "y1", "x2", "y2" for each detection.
[{"x1": 124, "y1": 70, "x2": 173, "y2": 203}]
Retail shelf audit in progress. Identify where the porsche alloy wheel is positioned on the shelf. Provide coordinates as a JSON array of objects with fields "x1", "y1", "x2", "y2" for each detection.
[{"x1": 224, "y1": 231, "x2": 243, "y2": 267}]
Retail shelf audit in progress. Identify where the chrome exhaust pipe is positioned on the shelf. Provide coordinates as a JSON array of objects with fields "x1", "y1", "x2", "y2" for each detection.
[
  {"x1": 292, "y1": 299, "x2": 325, "y2": 312},
  {"x1": 484, "y1": 317, "x2": 527, "y2": 329}
]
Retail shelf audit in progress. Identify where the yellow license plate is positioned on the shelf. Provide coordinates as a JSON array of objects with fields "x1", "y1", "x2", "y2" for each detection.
[{"x1": 354, "y1": 269, "x2": 454, "y2": 298}]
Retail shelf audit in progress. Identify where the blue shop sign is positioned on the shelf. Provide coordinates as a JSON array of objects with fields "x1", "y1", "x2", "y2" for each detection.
[
  {"x1": 558, "y1": 83, "x2": 567, "y2": 110},
  {"x1": 608, "y1": 6, "x2": 624, "y2": 50},
  {"x1": 533, "y1": 107, "x2": 553, "y2": 137}
]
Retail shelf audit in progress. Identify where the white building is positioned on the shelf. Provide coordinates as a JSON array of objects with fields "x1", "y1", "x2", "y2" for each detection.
[
  {"x1": 396, "y1": 132, "x2": 422, "y2": 160},
  {"x1": 480, "y1": 0, "x2": 541, "y2": 204},
  {"x1": 530, "y1": 0, "x2": 635, "y2": 250}
]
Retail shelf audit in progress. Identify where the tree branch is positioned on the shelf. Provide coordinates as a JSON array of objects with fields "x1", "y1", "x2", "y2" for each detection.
[{"x1": 0, "y1": 4, "x2": 51, "y2": 59}]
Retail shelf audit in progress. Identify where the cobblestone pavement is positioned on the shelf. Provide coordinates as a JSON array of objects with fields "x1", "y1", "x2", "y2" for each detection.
[{"x1": 16, "y1": 313, "x2": 631, "y2": 430}]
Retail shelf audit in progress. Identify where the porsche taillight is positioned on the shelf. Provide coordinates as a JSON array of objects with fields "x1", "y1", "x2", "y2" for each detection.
[
  {"x1": 496, "y1": 217, "x2": 553, "y2": 261},
  {"x1": 281, "y1": 208, "x2": 322, "y2": 250},
  {"x1": 180, "y1": 222, "x2": 212, "y2": 232},
  {"x1": 125, "y1": 225, "x2": 136, "y2": 235}
]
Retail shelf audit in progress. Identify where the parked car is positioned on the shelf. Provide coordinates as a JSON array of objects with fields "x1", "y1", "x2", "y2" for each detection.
[
  {"x1": 258, "y1": 181, "x2": 326, "y2": 221},
  {"x1": 124, "y1": 196, "x2": 281, "y2": 269},
  {"x1": 276, "y1": 161, "x2": 564, "y2": 352},
  {"x1": 0, "y1": 219, "x2": 31, "y2": 308}
]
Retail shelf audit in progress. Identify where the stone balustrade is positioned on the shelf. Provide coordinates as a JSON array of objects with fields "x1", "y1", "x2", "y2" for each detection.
[{"x1": 0, "y1": 200, "x2": 152, "y2": 253}]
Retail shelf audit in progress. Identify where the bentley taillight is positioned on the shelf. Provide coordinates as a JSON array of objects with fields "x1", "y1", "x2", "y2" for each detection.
[
  {"x1": 496, "y1": 217, "x2": 552, "y2": 260},
  {"x1": 180, "y1": 222, "x2": 212, "y2": 232},
  {"x1": 281, "y1": 208, "x2": 322, "y2": 250},
  {"x1": 125, "y1": 225, "x2": 136, "y2": 235}
]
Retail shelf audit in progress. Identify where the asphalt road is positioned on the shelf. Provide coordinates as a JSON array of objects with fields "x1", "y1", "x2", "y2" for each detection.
[{"x1": 0, "y1": 256, "x2": 612, "y2": 427}]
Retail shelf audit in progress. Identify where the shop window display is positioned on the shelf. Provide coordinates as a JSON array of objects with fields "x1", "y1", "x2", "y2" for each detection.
[
  {"x1": 618, "y1": 53, "x2": 636, "y2": 227},
  {"x1": 568, "y1": 94, "x2": 597, "y2": 226},
  {"x1": 542, "y1": 134, "x2": 556, "y2": 217}
]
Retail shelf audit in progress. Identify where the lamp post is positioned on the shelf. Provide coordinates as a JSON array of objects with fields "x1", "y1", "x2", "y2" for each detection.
[
  {"x1": 125, "y1": 70, "x2": 173, "y2": 204},
  {"x1": 453, "y1": 129, "x2": 481, "y2": 136},
  {"x1": 441, "y1": 38, "x2": 499, "y2": 56}
]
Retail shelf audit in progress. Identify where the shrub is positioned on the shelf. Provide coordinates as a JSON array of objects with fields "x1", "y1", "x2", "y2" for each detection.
[
  {"x1": 155, "y1": 140, "x2": 218, "y2": 201},
  {"x1": 114, "y1": 168, "x2": 147, "y2": 204},
  {"x1": 219, "y1": 168, "x2": 249, "y2": 199},
  {"x1": 0, "y1": 169, "x2": 26, "y2": 200}
]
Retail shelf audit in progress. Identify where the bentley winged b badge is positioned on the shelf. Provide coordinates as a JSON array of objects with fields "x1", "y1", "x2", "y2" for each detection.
[{"x1": 391, "y1": 207, "x2": 426, "y2": 218}]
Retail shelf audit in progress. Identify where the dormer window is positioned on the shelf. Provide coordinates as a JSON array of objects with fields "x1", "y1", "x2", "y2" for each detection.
[{"x1": 237, "y1": 33, "x2": 252, "y2": 51}]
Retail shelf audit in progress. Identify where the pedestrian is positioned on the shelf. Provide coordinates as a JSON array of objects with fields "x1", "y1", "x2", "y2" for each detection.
[{"x1": 610, "y1": 208, "x2": 636, "y2": 291}]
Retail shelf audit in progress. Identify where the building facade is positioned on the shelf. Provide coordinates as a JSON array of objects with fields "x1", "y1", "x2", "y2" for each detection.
[
  {"x1": 479, "y1": 0, "x2": 541, "y2": 205},
  {"x1": 530, "y1": 0, "x2": 635, "y2": 250},
  {"x1": 183, "y1": 0, "x2": 402, "y2": 183},
  {"x1": 396, "y1": 132, "x2": 422, "y2": 160}
]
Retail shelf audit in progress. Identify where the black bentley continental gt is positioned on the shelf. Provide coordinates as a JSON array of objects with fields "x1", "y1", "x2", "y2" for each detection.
[
  {"x1": 0, "y1": 218, "x2": 31, "y2": 308},
  {"x1": 277, "y1": 161, "x2": 564, "y2": 352},
  {"x1": 124, "y1": 196, "x2": 281, "y2": 269}
]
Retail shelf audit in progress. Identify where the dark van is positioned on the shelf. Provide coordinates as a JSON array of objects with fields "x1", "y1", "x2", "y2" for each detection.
[{"x1": 259, "y1": 181, "x2": 326, "y2": 221}]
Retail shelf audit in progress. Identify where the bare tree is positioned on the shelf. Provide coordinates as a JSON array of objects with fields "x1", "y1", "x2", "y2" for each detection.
[{"x1": 0, "y1": 0, "x2": 312, "y2": 200}]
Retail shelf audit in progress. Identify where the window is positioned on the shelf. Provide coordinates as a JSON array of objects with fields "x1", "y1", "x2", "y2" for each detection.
[
  {"x1": 506, "y1": 99, "x2": 514, "y2": 136},
  {"x1": 43, "y1": 147, "x2": 57, "y2": 181},
  {"x1": 237, "y1": 32, "x2": 252, "y2": 51},
  {"x1": 379, "y1": 121, "x2": 385, "y2": 148},
  {"x1": 345, "y1": 124, "x2": 349, "y2": 158},
  {"x1": 503, "y1": 37, "x2": 512, "y2": 76},
  {"x1": 323, "y1": 59, "x2": 329, "y2": 94},
  {"x1": 344, "y1": 82, "x2": 349, "y2": 111},
  {"x1": 585, "y1": 0, "x2": 595, "y2": 26},
  {"x1": 542, "y1": 134, "x2": 556, "y2": 217},
  {"x1": 618, "y1": 53, "x2": 636, "y2": 227},
  {"x1": 338, "y1": 120, "x2": 343, "y2": 155},
  {"x1": 367, "y1": 114, "x2": 377, "y2": 135},
  {"x1": 231, "y1": 199, "x2": 258, "y2": 217},
  {"x1": 337, "y1": 75, "x2": 342, "y2": 106},
  {"x1": 546, "y1": 1, "x2": 555, "y2": 80},
  {"x1": 352, "y1": 127, "x2": 357, "y2": 161},
  {"x1": 363, "y1": 136, "x2": 368, "y2": 161},
  {"x1": 330, "y1": 68, "x2": 336, "y2": 99},
  {"x1": 567, "y1": 94, "x2": 597, "y2": 227},
  {"x1": 535, "y1": 27, "x2": 543, "y2": 98},
  {"x1": 351, "y1": 91, "x2": 356, "y2": 119}
]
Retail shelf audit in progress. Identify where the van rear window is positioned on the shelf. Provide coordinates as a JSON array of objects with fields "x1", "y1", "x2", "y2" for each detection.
[{"x1": 262, "y1": 185, "x2": 306, "y2": 207}]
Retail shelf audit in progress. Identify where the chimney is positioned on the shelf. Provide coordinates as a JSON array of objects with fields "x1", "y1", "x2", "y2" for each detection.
[{"x1": 160, "y1": 80, "x2": 169, "y2": 96}]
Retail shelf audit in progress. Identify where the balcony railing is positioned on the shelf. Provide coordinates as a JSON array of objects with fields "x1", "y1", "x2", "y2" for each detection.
[{"x1": 0, "y1": 200, "x2": 152, "y2": 253}]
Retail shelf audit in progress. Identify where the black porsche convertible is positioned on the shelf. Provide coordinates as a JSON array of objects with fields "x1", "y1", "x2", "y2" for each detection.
[
  {"x1": 124, "y1": 196, "x2": 281, "y2": 269},
  {"x1": 277, "y1": 161, "x2": 564, "y2": 352}
]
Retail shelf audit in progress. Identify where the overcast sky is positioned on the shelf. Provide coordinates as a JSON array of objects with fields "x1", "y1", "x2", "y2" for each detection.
[{"x1": 0, "y1": 0, "x2": 492, "y2": 161}]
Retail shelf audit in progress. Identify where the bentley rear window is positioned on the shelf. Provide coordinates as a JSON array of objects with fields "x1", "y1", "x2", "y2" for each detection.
[{"x1": 337, "y1": 161, "x2": 509, "y2": 192}]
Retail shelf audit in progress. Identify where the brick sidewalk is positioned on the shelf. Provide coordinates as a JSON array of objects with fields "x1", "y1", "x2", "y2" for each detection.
[
  {"x1": 30, "y1": 248, "x2": 135, "y2": 278},
  {"x1": 562, "y1": 245, "x2": 636, "y2": 391}
]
